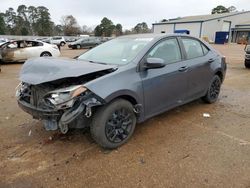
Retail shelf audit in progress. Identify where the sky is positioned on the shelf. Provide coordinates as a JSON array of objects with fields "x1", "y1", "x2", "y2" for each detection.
[{"x1": 0, "y1": 0, "x2": 249, "y2": 30}]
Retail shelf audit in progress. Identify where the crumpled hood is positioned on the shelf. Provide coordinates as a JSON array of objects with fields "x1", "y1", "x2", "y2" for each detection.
[{"x1": 20, "y1": 57, "x2": 117, "y2": 85}]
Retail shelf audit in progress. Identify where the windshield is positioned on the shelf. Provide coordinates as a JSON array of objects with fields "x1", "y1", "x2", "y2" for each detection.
[{"x1": 78, "y1": 37, "x2": 153, "y2": 65}]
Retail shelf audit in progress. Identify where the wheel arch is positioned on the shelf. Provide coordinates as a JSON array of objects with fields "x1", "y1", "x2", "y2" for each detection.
[
  {"x1": 40, "y1": 51, "x2": 52, "y2": 57},
  {"x1": 214, "y1": 69, "x2": 223, "y2": 81}
]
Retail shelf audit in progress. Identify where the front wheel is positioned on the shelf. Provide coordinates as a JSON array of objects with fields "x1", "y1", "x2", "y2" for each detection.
[
  {"x1": 91, "y1": 99, "x2": 136, "y2": 149},
  {"x1": 202, "y1": 75, "x2": 222, "y2": 104}
]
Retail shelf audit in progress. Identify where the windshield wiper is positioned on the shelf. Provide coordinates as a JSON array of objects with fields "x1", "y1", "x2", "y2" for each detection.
[{"x1": 89, "y1": 60, "x2": 108, "y2": 65}]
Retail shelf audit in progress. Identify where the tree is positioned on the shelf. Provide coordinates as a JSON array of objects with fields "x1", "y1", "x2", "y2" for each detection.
[
  {"x1": 94, "y1": 25, "x2": 102, "y2": 36},
  {"x1": 34, "y1": 6, "x2": 54, "y2": 36},
  {"x1": 115, "y1": 24, "x2": 122, "y2": 36},
  {"x1": 27, "y1": 6, "x2": 38, "y2": 35},
  {"x1": 228, "y1": 6, "x2": 237, "y2": 12},
  {"x1": 161, "y1": 19, "x2": 168, "y2": 22},
  {"x1": 4, "y1": 7, "x2": 17, "y2": 34},
  {"x1": 94, "y1": 17, "x2": 115, "y2": 37},
  {"x1": 212, "y1": 5, "x2": 229, "y2": 14},
  {"x1": 17, "y1": 5, "x2": 31, "y2": 35},
  {"x1": 54, "y1": 24, "x2": 64, "y2": 35},
  {"x1": 61, "y1": 15, "x2": 81, "y2": 36},
  {"x1": 0, "y1": 13, "x2": 6, "y2": 34},
  {"x1": 133, "y1": 22, "x2": 150, "y2": 33},
  {"x1": 82, "y1": 25, "x2": 93, "y2": 34}
]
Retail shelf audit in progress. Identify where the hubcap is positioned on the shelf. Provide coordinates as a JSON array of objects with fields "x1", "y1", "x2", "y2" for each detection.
[
  {"x1": 105, "y1": 108, "x2": 133, "y2": 143},
  {"x1": 210, "y1": 78, "x2": 220, "y2": 100},
  {"x1": 42, "y1": 53, "x2": 50, "y2": 56}
]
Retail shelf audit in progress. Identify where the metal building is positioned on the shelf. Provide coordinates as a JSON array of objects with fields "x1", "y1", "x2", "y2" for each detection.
[{"x1": 153, "y1": 11, "x2": 250, "y2": 43}]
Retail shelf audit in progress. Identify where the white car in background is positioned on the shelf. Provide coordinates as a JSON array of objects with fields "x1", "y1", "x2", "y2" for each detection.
[
  {"x1": 50, "y1": 36, "x2": 66, "y2": 46},
  {"x1": 0, "y1": 40, "x2": 60, "y2": 63},
  {"x1": 0, "y1": 38, "x2": 8, "y2": 46}
]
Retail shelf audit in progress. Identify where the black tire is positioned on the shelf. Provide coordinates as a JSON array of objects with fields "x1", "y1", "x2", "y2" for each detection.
[
  {"x1": 202, "y1": 75, "x2": 222, "y2": 104},
  {"x1": 91, "y1": 99, "x2": 136, "y2": 149},
  {"x1": 60, "y1": 42, "x2": 66, "y2": 47},
  {"x1": 76, "y1": 44, "x2": 81, "y2": 49},
  {"x1": 245, "y1": 60, "x2": 250, "y2": 68},
  {"x1": 40, "y1": 52, "x2": 52, "y2": 57}
]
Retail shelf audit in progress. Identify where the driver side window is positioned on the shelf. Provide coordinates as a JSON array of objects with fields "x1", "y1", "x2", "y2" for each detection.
[{"x1": 147, "y1": 38, "x2": 181, "y2": 64}]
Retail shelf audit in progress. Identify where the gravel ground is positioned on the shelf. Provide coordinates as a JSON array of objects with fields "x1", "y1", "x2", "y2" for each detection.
[{"x1": 0, "y1": 44, "x2": 250, "y2": 188}]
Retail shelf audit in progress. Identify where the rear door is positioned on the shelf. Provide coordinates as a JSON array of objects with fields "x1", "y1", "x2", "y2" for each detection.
[
  {"x1": 141, "y1": 37, "x2": 188, "y2": 118},
  {"x1": 180, "y1": 37, "x2": 215, "y2": 100}
]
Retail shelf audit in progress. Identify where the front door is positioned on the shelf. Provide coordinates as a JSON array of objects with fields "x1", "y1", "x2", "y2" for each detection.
[{"x1": 140, "y1": 37, "x2": 188, "y2": 118}]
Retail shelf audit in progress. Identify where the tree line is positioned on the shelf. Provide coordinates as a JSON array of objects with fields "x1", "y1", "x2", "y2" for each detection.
[{"x1": 0, "y1": 5, "x2": 151, "y2": 37}]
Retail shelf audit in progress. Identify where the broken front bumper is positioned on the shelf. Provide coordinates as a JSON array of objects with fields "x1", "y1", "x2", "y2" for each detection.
[
  {"x1": 18, "y1": 100, "x2": 62, "y2": 119},
  {"x1": 18, "y1": 99, "x2": 88, "y2": 133}
]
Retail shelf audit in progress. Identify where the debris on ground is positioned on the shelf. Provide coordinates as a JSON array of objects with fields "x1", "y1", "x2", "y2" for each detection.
[
  {"x1": 139, "y1": 157, "x2": 145, "y2": 164},
  {"x1": 28, "y1": 130, "x2": 32, "y2": 136},
  {"x1": 203, "y1": 113, "x2": 211, "y2": 118}
]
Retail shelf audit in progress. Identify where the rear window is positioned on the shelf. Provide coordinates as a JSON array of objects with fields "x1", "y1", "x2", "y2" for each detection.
[{"x1": 182, "y1": 38, "x2": 204, "y2": 59}]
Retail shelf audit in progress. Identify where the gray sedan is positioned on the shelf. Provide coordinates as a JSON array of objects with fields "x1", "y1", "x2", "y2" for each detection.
[{"x1": 17, "y1": 34, "x2": 227, "y2": 149}]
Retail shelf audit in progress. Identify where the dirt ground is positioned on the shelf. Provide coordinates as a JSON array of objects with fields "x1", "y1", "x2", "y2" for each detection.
[{"x1": 0, "y1": 44, "x2": 250, "y2": 188}]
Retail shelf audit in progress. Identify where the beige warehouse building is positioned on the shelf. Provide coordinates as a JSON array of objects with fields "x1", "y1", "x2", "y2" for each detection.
[{"x1": 153, "y1": 11, "x2": 250, "y2": 43}]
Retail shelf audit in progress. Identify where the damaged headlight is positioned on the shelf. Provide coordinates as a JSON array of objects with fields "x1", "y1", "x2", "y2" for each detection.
[{"x1": 44, "y1": 85, "x2": 87, "y2": 109}]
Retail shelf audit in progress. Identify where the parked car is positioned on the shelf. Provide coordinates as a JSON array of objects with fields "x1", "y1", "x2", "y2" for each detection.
[
  {"x1": 16, "y1": 34, "x2": 226, "y2": 149},
  {"x1": 68, "y1": 37, "x2": 102, "y2": 49},
  {"x1": 245, "y1": 45, "x2": 250, "y2": 68},
  {"x1": 35, "y1": 37, "x2": 51, "y2": 44},
  {"x1": 0, "y1": 40, "x2": 60, "y2": 63},
  {"x1": 50, "y1": 36, "x2": 66, "y2": 46},
  {"x1": 0, "y1": 38, "x2": 8, "y2": 46}
]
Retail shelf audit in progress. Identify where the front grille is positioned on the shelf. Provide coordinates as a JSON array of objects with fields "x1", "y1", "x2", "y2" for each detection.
[{"x1": 20, "y1": 83, "x2": 51, "y2": 108}]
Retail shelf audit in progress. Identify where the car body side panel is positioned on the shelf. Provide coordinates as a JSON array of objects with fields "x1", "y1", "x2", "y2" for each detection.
[
  {"x1": 2, "y1": 48, "x2": 28, "y2": 62},
  {"x1": 184, "y1": 52, "x2": 216, "y2": 99},
  {"x1": 140, "y1": 62, "x2": 188, "y2": 120},
  {"x1": 84, "y1": 65, "x2": 145, "y2": 121}
]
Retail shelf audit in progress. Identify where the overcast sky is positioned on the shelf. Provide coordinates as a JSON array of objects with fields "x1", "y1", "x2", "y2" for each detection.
[{"x1": 0, "y1": 0, "x2": 249, "y2": 29}]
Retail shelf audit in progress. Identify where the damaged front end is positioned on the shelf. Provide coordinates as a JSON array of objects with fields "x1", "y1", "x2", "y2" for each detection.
[{"x1": 16, "y1": 82, "x2": 104, "y2": 134}]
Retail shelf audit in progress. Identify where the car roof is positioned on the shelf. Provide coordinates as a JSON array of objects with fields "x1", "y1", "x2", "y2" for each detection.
[{"x1": 117, "y1": 33, "x2": 190, "y2": 40}]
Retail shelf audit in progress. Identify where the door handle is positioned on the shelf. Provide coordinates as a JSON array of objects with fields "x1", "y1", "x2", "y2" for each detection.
[
  {"x1": 178, "y1": 66, "x2": 188, "y2": 72},
  {"x1": 208, "y1": 58, "x2": 215, "y2": 63}
]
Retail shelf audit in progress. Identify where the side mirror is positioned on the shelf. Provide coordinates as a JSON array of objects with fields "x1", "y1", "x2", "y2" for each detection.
[{"x1": 144, "y1": 57, "x2": 165, "y2": 69}]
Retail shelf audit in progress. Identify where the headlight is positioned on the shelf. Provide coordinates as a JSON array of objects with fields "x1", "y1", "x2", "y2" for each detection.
[{"x1": 44, "y1": 85, "x2": 87, "y2": 109}]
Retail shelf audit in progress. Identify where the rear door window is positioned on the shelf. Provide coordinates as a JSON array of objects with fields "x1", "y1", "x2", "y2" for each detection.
[{"x1": 182, "y1": 38, "x2": 204, "y2": 59}]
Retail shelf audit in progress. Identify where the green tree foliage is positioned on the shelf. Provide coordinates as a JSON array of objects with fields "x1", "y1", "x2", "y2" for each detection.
[
  {"x1": 133, "y1": 22, "x2": 150, "y2": 33},
  {"x1": 94, "y1": 17, "x2": 117, "y2": 37},
  {"x1": 61, "y1": 15, "x2": 81, "y2": 36},
  {"x1": 0, "y1": 13, "x2": 6, "y2": 34},
  {"x1": 1, "y1": 5, "x2": 54, "y2": 36},
  {"x1": 34, "y1": 6, "x2": 53, "y2": 36},
  {"x1": 211, "y1": 5, "x2": 237, "y2": 14},
  {"x1": 115, "y1": 24, "x2": 123, "y2": 36},
  {"x1": 212, "y1": 5, "x2": 229, "y2": 14}
]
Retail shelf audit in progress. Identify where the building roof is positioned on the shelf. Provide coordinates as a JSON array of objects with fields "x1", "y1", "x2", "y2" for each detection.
[{"x1": 153, "y1": 11, "x2": 250, "y2": 25}]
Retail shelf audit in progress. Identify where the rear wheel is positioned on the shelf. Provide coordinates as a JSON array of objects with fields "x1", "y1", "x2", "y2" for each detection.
[
  {"x1": 245, "y1": 59, "x2": 250, "y2": 68},
  {"x1": 77, "y1": 44, "x2": 81, "y2": 49},
  {"x1": 40, "y1": 52, "x2": 52, "y2": 57},
  {"x1": 202, "y1": 75, "x2": 221, "y2": 104},
  {"x1": 91, "y1": 99, "x2": 136, "y2": 149},
  {"x1": 60, "y1": 42, "x2": 66, "y2": 46}
]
